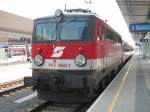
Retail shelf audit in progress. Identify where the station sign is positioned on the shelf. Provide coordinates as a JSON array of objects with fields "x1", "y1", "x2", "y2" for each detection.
[
  {"x1": 129, "y1": 23, "x2": 150, "y2": 32},
  {"x1": 8, "y1": 37, "x2": 30, "y2": 43},
  {"x1": 140, "y1": 38, "x2": 149, "y2": 42},
  {"x1": 135, "y1": 42, "x2": 142, "y2": 47}
]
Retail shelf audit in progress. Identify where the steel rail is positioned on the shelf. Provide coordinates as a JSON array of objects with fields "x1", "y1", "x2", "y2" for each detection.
[{"x1": 0, "y1": 78, "x2": 28, "y2": 96}]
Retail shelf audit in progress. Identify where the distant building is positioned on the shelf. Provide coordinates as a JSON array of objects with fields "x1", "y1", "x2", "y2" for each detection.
[{"x1": 0, "y1": 10, "x2": 33, "y2": 44}]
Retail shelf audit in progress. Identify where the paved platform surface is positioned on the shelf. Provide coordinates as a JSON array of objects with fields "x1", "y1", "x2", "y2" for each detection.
[
  {"x1": 87, "y1": 54, "x2": 150, "y2": 112},
  {"x1": 0, "y1": 62, "x2": 31, "y2": 83}
]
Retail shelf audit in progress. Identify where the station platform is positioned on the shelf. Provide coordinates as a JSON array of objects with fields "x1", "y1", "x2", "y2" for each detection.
[
  {"x1": 0, "y1": 62, "x2": 31, "y2": 83},
  {"x1": 87, "y1": 53, "x2": 150, "y2": 112}
]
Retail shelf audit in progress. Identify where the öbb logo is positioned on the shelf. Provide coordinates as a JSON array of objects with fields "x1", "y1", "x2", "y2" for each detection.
[{"x1": 51, "y1": 46, "x2": 66, "y2": 58}]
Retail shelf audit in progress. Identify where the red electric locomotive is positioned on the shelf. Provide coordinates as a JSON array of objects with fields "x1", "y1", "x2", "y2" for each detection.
[{"x1": 25, "y1": 9, "x2": 127, "y2": 103}]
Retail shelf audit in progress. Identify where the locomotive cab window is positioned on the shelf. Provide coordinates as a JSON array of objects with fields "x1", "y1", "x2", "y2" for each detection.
[
  {"x1": 60, "y1": 21, "x2": 88, "y2": 41},
  {"x1": 34, "y1": 22, "x2": 56, "y2": 41},
  {"x1": 33, "y1": 16, "x2": 95, "y2": 43}
]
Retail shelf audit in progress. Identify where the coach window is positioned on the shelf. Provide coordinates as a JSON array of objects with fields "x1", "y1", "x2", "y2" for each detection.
[
  {"x1": 113, "y1": 33, "x2": 117, "y2": 43},
  {"x1": 102, "y1": 33, "x2": 106, "y2": 41},
  {"x1": 102, "y1": 27, "x2": 106, "y2": 41},
  {"x1": 105, "y1": 28, "x2": 108, "y2": 39},
  {"x1": 104, "y1": 28, "x2": 109, "y2": 40},
  {"x1": 117, "y1": 35, "x2": 121, "y2": 43},
  {"x1": 118, "y1": 36, "x2": 122, "y2": 43},
  {"x1": 116, "y1": 35, "x2": 118, "y2": 43},
  {"x1": 111, "y1": 32, "x2": 115, "y2": 43},
  {"x1": 109, "y1": 30, "x2": 113, "y2": 42},
  {"x1": 105, "y1": 28, "x2": 110, "y2": 41},
  {"x1": 105, "y1": 28, "x2": 114, "y2": 42}
]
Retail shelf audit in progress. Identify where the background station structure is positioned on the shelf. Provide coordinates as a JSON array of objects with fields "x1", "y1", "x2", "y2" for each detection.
[
  {"x1": 0, "y1": 10, "x2": 33, "y2": 63},
  {"x1": 116, "y1": 0, "x2": 150, "y2": 58}
]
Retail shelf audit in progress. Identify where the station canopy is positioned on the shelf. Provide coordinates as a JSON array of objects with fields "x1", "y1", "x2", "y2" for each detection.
[
  {"x1": 116, "y1": 0, "x2": 150, "y2": 42},
  {"x1": 0, "y1": 10, "x2": 33, "y2": 34}
]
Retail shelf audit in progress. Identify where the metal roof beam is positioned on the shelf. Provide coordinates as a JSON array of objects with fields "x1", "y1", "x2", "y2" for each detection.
[
  {"x1": 123, "y1": 14, "x2": 148, "y2": 16},
  {"x1": 124, "y1": 0, "x2": 133, "y2": 21},
  {"x1": 118, "y1": 1, "x2": 150, "y2": 5}
]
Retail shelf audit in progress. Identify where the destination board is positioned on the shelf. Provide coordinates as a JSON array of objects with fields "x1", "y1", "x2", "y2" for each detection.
[{"x1": 129, "y1": 23, "x2": 150, "y2": 32}]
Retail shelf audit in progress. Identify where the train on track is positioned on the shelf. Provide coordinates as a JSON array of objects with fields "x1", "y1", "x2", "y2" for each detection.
[
  {"x1": 0, "y1": 43, "x2": 31, "y2": 63},
  {"x1": 25, "y1": 9, "x2": 134, "y2": 103}
]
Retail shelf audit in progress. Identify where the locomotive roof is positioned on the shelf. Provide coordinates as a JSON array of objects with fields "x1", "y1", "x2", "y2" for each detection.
[{"x1": 34, "y1": 12, "x2": 98, "y2": 21}]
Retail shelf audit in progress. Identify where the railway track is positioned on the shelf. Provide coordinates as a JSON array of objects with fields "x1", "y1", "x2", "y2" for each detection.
[
  {"x1": 25, "y1": 101, "x2": 91, "y2": 112},
  {"x1": 0, "y1": 79, "x2": 30, "y2": 96},
  {"x1": 0, "y1": 79, "x2": 91, "y2": 112}
]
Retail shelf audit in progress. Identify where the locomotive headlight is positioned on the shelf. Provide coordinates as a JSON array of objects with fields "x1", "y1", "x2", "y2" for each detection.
[
  {"x1": 34, "y1": 55, "x2": 44, "y2": 66},
  {"x1": 75, "y1": 54, "x2": 87, "y2": 67}
]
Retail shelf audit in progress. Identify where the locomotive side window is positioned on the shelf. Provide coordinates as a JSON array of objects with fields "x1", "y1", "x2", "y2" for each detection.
[
  {"x1": 104, "y1": 27, "x2": 122, "y2": 44},
  {"x1": 104, "y1": 27, "x2": 114, "y2": 42},
  {"x1": 97, "y1": 23, "x2": 103, "y2": 41}
]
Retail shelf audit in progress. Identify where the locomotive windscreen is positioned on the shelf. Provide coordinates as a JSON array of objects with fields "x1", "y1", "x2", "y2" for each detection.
[{"x1": 33, "y1": 16, "x2": 95, "y2": 42}]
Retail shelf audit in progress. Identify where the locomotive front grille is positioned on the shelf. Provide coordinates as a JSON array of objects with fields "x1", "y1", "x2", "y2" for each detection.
[{"x1": 32, "y1": 70, "x2": 92, "y2": 93}]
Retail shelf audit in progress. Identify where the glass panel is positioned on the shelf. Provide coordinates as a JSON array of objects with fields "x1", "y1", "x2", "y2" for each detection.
[
  {"x1": 34, "y1": 22, "x2": 56, "y2": 41},
  {"x1": 60, "y1": 21, "x2": 88, "y2": 41},
  {"x1": 33, "y1": 17, "x2": 95, "y2": 42}
]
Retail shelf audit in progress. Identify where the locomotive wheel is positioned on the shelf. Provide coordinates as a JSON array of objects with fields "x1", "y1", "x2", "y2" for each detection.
[
  {"x1": 101, "y1": 77, "x2": 108, "y2": 90},
  {"x1": 111, "y1": 70, "x2": 116, "y2": 79},
  {"x1": 94, "y1": 82, "x2": 102, "y2": 94},
  {"x1": 94, "y1": 77, "x2": 108, "y2": 94}
]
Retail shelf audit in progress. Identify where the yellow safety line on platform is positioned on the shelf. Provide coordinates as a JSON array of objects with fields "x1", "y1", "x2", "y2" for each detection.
[{"x1": 107, "y1": 60, "x2": 133, "y2": 112}]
